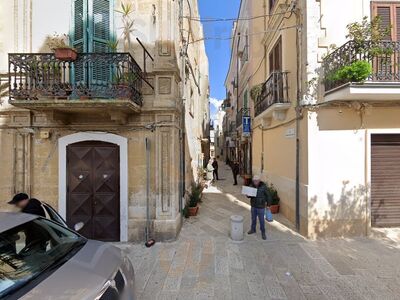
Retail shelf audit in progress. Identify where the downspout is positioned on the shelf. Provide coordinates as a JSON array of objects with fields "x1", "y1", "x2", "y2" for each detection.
[
  {"x1": 295, "y1": 7, "x2": 301, "y2": 232},
  {"x1": 179, "y1": 0, "x2": 186, "y2": 219},
  {"x1": 236, "y1": 33, "x2": 241, "y2": 164},
  {"x1": 145, "y1": 138, "x2": 150, "y2": 241}
]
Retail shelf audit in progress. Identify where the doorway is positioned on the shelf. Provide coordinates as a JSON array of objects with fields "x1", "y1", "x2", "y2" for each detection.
[{"x1": 66, "y1": 141, "x2": 120, "y2": 241}]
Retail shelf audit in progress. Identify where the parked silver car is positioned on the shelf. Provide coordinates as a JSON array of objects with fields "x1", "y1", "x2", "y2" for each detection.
[{"x1": 0, "y1": 212, "x2": 135, "y2": 300}]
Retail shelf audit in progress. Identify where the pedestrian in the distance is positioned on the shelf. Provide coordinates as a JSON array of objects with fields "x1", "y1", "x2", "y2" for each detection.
[
  {"x1": 206, "y1": 159, "x2": 214, "y2": 182},
  {"x1": 232, "y1": 161, "x2": 240, "y2": 185},
  {"x1": 212, "y1": 158, "x2": 219, "y2": 180},
  {"x1": 247, "y1": 175, "x2": 271, "y2": 240},
  {"x1": 8, "y1": 193, "x2": 45, "y2": 217}
]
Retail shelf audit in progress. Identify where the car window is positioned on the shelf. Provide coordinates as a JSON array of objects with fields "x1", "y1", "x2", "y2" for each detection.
[
  {"x1": 42, "y1": 203, "x2": 68, "y2": 228},
  {"x1": 0, "y1": 218, "x2": 86, "y2": 298}
]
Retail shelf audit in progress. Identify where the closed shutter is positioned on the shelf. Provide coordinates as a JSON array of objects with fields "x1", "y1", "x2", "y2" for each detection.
[
  {"x1": 90, "y1": 0, "x2": 112, "y2": 85},
  {"x1": 269, "y1": 38, "x2": 282, "y2": 73},
  {"x1": 72, "y1": 0, "x2": 86, "y2": 83},
  {"x1": 72, "y1": 0, "x2": 113, "y2": 87},
  {"x1": 372, "y1": 2, "x2": 400, "y2": 41},
  {"x1": 371, "y1": 134, "x2": 400, "y2": 227}
]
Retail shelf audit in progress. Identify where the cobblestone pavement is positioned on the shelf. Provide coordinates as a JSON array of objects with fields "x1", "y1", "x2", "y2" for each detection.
[{"x1": 118, "y1": 163, "x2": 400, "y2": 300}]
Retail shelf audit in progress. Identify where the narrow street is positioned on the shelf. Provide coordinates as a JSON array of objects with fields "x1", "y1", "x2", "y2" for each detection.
[{"x1": 120, "y1": 163, "x2": 400, "y2": 300}]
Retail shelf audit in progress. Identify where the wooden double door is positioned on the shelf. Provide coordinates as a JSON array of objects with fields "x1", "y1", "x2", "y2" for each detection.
[{"x1": 67, "y1": 141, "x2": 120, "y2": 241}]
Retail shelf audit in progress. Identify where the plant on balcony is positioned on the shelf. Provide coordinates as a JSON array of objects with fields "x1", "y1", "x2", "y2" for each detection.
[
  {"x1": 116, "y1": 2, "x2": 135, "y2": 51},
  {"x1": 267, "y1": 184, "x2": 280, "y2": 214},
  {"x1": 329, "y1": 60, "x2": 372, "y2": 83},
  {"x1": 46, "y1": 33, "x2": 77, "y2": 61},
  {"x1": 250, "y1": 84, "x2": 263, "y2": 102}
]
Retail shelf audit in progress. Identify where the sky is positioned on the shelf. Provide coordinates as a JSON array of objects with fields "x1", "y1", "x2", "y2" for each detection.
[{"x1": 198, "y1": 0, "x2": 241, "y2": 120}]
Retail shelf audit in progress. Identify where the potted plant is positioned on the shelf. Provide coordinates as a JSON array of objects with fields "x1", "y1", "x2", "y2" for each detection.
[
  {"x1": 47, "y1": 33, "x2": 77, "y2": 61},
  {"x1": 188, "y1": 182, "x2": 202, "y2": 216},
  {"x1": 268, "y1": 184, "x2": 280, "y2": 214}
]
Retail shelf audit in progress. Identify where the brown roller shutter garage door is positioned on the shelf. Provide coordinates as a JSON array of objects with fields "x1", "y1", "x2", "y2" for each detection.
[{"x1": 371, "y1": 134, "x2": 400, "y2": 227}]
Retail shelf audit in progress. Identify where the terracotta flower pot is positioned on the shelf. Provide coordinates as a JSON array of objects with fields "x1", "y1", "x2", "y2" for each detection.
[
  {"x1": 270, "y1": 204, "x2": 280, "y2": 214},
  {"x1": 188, "y1": 206, "x2": 199, "y2": 216},
  {"x1": 54, "y1": 48, "x2": 77, "y2": 61}
]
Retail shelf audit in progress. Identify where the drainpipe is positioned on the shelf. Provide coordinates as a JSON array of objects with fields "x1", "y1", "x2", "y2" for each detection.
[
  {"x1": 145, "y1": 138, "x2": 151, "y2": 241},
  {"x1": 236, "y1": 33, "x2": 241, "y2": 164},
  {"x1": 179, "y1": 0, "x2": 186, "y2": 219},
  {"x1": 295, "y1": 7, "x2": 301, "y2": 232}
]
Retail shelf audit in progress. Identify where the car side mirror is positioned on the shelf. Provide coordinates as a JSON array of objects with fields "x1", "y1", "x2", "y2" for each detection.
[{"x1": 74, "y1": 222, "x2": 84, "y2": 232}]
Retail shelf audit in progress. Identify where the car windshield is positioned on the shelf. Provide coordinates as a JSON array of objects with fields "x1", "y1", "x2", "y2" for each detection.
[{"x1": 0, "y1": 218, "x2": 86, "y2": 298}]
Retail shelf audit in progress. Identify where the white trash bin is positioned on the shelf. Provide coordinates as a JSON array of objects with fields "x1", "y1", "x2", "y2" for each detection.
[{"x1": 230, "y1": 215, "x2": 244, "y2": 241}]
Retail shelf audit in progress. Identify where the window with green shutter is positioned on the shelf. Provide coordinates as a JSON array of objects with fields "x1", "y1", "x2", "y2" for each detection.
[{"x1": 72, "y1": 0, "x2": 114, "y2": 85}]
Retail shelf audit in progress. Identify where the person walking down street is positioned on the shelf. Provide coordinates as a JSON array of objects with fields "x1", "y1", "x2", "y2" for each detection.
[
  {"x1": 232, "y1": 161, "x2": 240, "y2": 185},
  {"x1": 212, "y1": 158, "x2": 219, "y2": 180},
  {"x1": 206, "y1": 159, "x2": 214, "y2": 182},
  {"x1": 8, "y1": 193, "x2": 45, "y2": 217},
  {"x1": 247, "y1": 175, "x2": 271, "y2": 240}
]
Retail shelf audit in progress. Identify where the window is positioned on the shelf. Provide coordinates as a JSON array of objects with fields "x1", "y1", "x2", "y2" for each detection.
[
  {"x1": 244, "y1": 90, "x2": 248, "y2": 109},
  {"x1": 269, "y1": 38, "x2": 282, "y2": 73},
  {"x1": 372, "y1": 2, "x2": 400, "y2": 41},
  {"x1": 72, "y1": 0, "x2": 113, "y2": 52},
  {"x1": 269, "y1": 0, "x2": 278, "y2": 12}
]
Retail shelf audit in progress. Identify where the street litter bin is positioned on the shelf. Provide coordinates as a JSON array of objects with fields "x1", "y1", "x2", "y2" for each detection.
[{"x1": 230, "y1": 215, "x2": 244, "y2": 241}]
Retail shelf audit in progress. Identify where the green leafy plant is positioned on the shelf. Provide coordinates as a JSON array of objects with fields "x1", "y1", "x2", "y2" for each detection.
[
  {"x1": 330, "y1": 60, "x2": 372, "y2": 83},
  {"x1": 188, "y1": 182, "x2": 203, "y2": 207},
  {"x1": 346, "y1": 16, "x2": 391, "y2": 45},
  {"x1": 250, "y1": 84, "x2": 263, "y2": 101},
  {"x1": 267, "y1": 184, "x2": 280, "y2": 206}
]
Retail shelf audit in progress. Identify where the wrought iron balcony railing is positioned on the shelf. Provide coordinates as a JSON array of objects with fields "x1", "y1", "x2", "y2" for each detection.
[
  {"x1": 255, "y1": 71, "x2": 289, "y2": 117},
  {"x1": 8, "y1": 52, "x2": 143, "y2": 105},
  {"x1": 323, "y1": 40, "x2": 400, "y2": 93},
  {"x1": 236, "y1": 108, "x2": 250, "y2": 128}
]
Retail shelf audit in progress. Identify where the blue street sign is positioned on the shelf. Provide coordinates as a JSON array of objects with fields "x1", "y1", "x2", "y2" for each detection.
[{"x1": 243, "y1": 116, "x2": 251, "y2": 137}]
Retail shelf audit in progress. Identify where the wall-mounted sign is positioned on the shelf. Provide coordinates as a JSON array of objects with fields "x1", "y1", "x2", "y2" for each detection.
[
  {"x1": 285, "y1": 128, "x2": 296, "y2": 139},
  {"x1": 243, "y1": 116, "x2": 251, "y2": 137}
]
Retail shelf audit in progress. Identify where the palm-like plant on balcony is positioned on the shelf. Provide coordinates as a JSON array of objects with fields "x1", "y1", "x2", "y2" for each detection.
[
  {"x1": 116, "y1": 2, "x2": 135, "y2": 52},
  {"x1": 250, "y1": 84, "x2": 263, "y2": 102}
]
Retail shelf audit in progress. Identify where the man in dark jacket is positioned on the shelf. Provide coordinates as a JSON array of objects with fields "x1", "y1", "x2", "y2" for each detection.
[
  {"x1": 232, "y1": 161, "x2": 240, "y2": 185},
  {"x1": 8, "y1": 193, "x2": 46, "y2": 217},
  {"x1": 247, "y1": 175, "x2": 271, "y2": 240},
  {"x1": 212, "y1": 158, "x2": 219, "y2": 180}
]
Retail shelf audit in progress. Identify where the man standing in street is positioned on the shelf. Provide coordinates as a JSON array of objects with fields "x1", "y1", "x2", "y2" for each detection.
[
  {"x1": 8, "y1": 193, "x2": 45, "y2": 217},
  {"x1": 212, "y1": 158, "x2": 219, "y2": 181},
  {"x1": 232, "y1": 161, "x2": 240, "y2": 185},
  {"x1": 247, "y1": 175, "x2": 271, "y2": 240}
]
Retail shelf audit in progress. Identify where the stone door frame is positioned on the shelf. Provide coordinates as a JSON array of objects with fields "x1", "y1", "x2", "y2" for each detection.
[{"x1": 59, "y1": 132, "x2": 128, "y2": 242}]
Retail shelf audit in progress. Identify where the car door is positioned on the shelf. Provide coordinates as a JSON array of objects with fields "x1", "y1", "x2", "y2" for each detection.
[{"x1": 41, "y1": 202, "x2": 68, "y2": 228}]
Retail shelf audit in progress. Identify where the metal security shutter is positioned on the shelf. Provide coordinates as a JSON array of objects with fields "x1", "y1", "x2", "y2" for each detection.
[{"x1": 371, "y1": 134, "x2": 400, "y2": 227}]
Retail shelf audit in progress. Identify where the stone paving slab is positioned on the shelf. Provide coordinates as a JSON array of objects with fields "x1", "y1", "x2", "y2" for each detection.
[{"x1": 118, "y1": 163, "x2": 400, "y2": 300}]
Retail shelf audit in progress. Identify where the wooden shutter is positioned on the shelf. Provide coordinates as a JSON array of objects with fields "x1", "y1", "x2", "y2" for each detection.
[
  {"x1": 72, "y1": 0, "x2": 86, "y2": 83},
  {"x1": 371, "y1": 134, "x2": 400, "y2": 227},
  {"x1": 269, "y1": 38, "x2": 282, "y2": 73},
  {"x1": 90, "y1": 0, "x2": 112, "y2": 84},
  {"x1": 372, "y1": 2, "x2": 400, "y2": 41}
]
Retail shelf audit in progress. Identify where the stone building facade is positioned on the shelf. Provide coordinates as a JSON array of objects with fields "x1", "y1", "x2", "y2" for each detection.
[
  {"x1": 224, "y1": 0, "x2": 400, "y2": 238},
  {"x1": 0, "y1": 0, "x2": 209, "y2": 242}
]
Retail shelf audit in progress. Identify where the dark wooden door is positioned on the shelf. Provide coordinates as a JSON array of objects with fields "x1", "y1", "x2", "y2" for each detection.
[
  {"x1": 67, "y1": 141, "x2": 120, "y2": 241},
  {"x1": 371, "y1": 134, "x2": 400, "y2": 227}
]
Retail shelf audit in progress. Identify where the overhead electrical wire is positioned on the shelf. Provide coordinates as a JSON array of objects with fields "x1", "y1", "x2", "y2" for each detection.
[
  {"x1": 182, "y1": 10, "x2": 290, "y2": 22},
  {"x1": 188, "y1": 25, "x2": 299, "y2": 44}
]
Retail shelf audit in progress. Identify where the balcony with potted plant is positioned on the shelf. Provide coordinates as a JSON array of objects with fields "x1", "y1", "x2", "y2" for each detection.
[{"x1": 323, "y1": 17, "x2": 400, "y2": 103}]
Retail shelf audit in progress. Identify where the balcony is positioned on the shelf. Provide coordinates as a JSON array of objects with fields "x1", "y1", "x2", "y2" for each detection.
[
  {"x1": 236, "y1": 108, "x2": 249, "y2": 128},
  {"x1": 8, "y1": 52, "x2": 144, "y2": 121},
  {"x1": 254, "y1": 71, "x2": 290, "y2": 123},
  {"x1": 323, "y1": 40, "x2": 400, "y2": 102}
]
